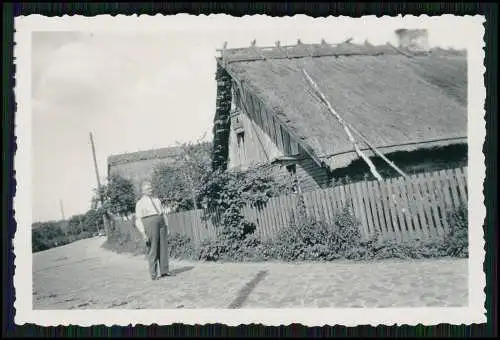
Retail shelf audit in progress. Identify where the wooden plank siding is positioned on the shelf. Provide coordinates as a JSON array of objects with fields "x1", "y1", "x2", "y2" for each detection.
[
  {"x1": 167, "y1": 166, "x2": 468, "y2": 246},
  {"x1": 227, "y1": 82, "x2": 331, "y2": 192},
  {"x1": 295, "y1": 151, "x2": 331, "y2": 191}
]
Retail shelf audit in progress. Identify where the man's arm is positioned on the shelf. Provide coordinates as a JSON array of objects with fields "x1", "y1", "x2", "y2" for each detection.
[
  {"x1": 135, "y1": 217, "x2": 147, "y2": 240},
  {"x1": 160, "y1": 201, "x2": 170, "y2": 235},
  {"x1": 135, "y1": 202, "x2": 147, "y2": 240}
]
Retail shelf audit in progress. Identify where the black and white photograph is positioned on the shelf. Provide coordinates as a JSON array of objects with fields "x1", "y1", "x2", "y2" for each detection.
[{"x1": 14, "y1": 14, "x2": 486, "y2": 326}]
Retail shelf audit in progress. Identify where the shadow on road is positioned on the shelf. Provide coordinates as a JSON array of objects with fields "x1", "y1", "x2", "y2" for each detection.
[
  {"x1": 171, "y1": 266, "x2": 195, "y2": 275},
  {"x1": 227, "y1": 270, "x2": 268, "y2": 309}
]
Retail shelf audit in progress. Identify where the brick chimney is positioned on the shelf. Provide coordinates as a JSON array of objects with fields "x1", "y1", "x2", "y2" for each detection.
[{"x1": 395, "y1": 28, "x2": 430, "y2": 53}]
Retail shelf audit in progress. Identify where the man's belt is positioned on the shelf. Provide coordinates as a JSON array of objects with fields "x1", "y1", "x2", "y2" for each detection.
[{"x1": 142, "y1": 214, "x2": 161, "y2": 219}]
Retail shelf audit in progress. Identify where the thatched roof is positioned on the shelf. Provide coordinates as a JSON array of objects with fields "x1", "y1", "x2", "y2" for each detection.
[
  {"x1": 218, "y1": 42, "x2": 467, "y2": 170},
  {"x1": 107, "y1": 146, "x2": 183, "y2": 167}
]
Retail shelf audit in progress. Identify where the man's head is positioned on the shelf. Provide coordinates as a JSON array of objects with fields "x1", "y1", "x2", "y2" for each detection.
[{"x1": 141, "y1": 180, "x2": 153, "y2": 196}]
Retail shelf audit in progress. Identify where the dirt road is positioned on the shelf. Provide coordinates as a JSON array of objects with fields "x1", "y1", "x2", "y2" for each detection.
[{"x1": 33, "y1": 237, "x2": 468, "y2": 309}]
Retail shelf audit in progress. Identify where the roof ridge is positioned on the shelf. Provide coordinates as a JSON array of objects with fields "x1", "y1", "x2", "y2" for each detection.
[
  {"x1": 107, "y1": 142, "x2": 212, "y2": 167},
  {"x1": 218, "y1": 42, "x2": 404, "y2": 65},
  {"x1": 219, "y1": 40, "x2": 390, "y2": 52},
  {"x1": 218, "y1": 41, "x2": 467, "y2": 62},
  {"x1": 108, "y1": 145, "x2": 182, "y2": 159}
]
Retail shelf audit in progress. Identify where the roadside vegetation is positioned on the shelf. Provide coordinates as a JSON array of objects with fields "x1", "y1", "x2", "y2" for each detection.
[{"x1": 32, "y1": 208, "x2": 105, "y2": 253}]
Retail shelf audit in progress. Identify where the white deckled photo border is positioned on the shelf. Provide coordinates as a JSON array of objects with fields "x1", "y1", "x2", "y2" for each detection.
[{"x1": 13, "y1": 14, "x2": 487, "y2": 326}]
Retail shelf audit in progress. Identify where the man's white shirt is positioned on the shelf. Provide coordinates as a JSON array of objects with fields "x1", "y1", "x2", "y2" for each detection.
[
  {"x1": 136, "y1": 195, "x2": 164, "y2": 218},
  {"x1": 135, "y1": 195, "x2": 165, "y2": 236}
]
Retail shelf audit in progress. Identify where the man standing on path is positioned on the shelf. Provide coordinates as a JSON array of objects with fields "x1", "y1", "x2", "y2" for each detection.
[{"x1": 135, "y1": 180, "x2": 173, "y2": 280}]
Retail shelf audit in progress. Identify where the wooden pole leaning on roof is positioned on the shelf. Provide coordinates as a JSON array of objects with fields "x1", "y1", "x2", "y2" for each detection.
[
  {"x1": 301, "y1": 69, "x2": 384, "y2": 182},
  {"x1": 246, "y1": 41, "x2": 407, "y2": 182},
  {"x1": 301, "y1": 68, "x2": 414, "y2": 214},
  {"x1": 343, "y1": 121, "x2": 410, "y2": 179},
  {"x1": 302, "y1": 68, "x2": 410, "y2": 180}
]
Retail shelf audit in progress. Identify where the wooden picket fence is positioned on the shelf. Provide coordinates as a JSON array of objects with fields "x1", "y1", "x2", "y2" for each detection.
[
  {"x1": 167, "y1": 209, "x2": 218, "y2": 247},
  {"x1": 167, "y1": 166, "x2": 468, "y2": 246}
]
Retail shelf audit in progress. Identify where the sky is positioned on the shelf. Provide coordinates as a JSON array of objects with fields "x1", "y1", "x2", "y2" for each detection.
[{"x1": 31, "y1": 15, "x2": 475, "y2": 222}]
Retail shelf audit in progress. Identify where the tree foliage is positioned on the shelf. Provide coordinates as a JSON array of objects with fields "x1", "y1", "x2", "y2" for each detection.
[
  {"x1": 200, "y1": 166, "x2": 292, "y2": 224},
  {"x1": 67, "y1": 214, "x2": 86, "y2": 235},
  {"x1": 83, "y1": 207, "x2": 105, "y2": 231},
  {"x1": 151, "y1": 163, "x2": 194, "y2": 211},
  {"x1": 32, "y1": 221, "x2": 67, "y2": 252},
  {"x1": 32, "y1": 210, "x2": 103, "y2": 252},
  {"x1": 99, "y1": 174, "x2": 136, "y2": 218},
  {"x1": 151, "y1": 139, "x2": 212, "y2": 212}
]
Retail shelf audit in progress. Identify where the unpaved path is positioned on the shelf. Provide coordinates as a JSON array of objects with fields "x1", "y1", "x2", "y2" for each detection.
[{"x1": 33, "y1": 237, "x2": 468, "y2": 309}]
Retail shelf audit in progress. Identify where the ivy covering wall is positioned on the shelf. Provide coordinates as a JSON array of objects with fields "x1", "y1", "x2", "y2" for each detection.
[{"x1": 211, "y1": 62, "x2": 233, "y2": 171}]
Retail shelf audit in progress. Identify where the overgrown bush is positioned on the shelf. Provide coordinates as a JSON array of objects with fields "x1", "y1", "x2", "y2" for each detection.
[
  {"x1": 196, "y1": 165, "x2": 294, "y2": 261},
  {"x1": 268, "y1": 201, "x2": 467, "y2": 262},
  {"x1": 168, "y1": 233, "x2": 195, "y2": 259},
  {"x1": 196, "y1": 233, "x2": 265, "y2": 262},
  {"x1": 351, "y1": 234, "x2": 449, "y2": 261},
  {"x1": 444, "y1": 203, "x2": 468, "y2": 258},
  {"x1": 196, "y1": 239, "x2": 224, "y2": 261},
  {"x1": 271, "y1": 205, "x2": 363, "y2": 261},
  {"x1": 196, "y1": 228, "x2": 256, "y2": 262}
]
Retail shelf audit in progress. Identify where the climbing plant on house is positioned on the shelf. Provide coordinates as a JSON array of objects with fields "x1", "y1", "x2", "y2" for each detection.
[{"x1": 197, "y1": 165, "x2": 294, "y2": 260}]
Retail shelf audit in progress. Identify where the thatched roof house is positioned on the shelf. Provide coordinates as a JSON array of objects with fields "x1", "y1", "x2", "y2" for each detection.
[{"x1": 212, "y1": 32, "x2": 467, "y2": 191}]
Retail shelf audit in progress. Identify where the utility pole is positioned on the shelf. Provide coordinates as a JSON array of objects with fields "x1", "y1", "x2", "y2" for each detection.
[
  {"x1": 89, "y1": 132, "x2": 110, "y2": 237},
  {"x1": 59, "y1": 199, "x2": 66, "y2": 220},
  {"x1": 59, "y1": 199, "x2": 69, "y2": 235},
  {"x1": 90, "y1": 132, "x2": 102, "y2": 190}
]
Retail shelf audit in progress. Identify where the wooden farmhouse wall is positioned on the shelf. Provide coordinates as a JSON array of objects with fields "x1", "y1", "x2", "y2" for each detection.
[
  {"x1": 108, "y1": 157, "x2": 177, "y2": 195},
  {"x1": 228, "y1": 80, "x2": 330, "y2": 192},
  {"x1": 227, "y1": 107, "x2": 282, "y2": 169}
]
